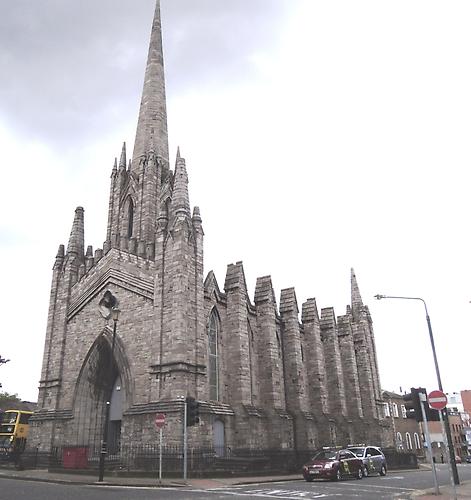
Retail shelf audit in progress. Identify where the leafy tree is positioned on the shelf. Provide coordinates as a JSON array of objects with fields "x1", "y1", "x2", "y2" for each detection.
[
  {"x1": 0, "y1": 392, "x2": 20, "y2": 402},
  {"x1": 0, "y1": 392, "x2": 22, "y2": 412}
]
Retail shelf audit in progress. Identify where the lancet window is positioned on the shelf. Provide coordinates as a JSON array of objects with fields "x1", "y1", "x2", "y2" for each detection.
[
  {"x1": 208, "y1": 309, "x2": 219, "y2": 401},
  {"x1": 126, "y1": 198, "x2": 134, "y2": 238}
]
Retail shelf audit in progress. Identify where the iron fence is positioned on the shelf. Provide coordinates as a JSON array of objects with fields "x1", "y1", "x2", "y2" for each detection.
[{"x1": 10, "y1": 445, "x2": 418, "y2": 477}]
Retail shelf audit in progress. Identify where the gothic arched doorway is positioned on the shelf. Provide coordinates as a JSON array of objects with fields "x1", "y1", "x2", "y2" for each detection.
[{"x1": 72, "y1": 330, "x2": 129, "y2": 448}]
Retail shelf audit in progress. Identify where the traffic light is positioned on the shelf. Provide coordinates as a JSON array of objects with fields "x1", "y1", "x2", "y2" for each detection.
[
  {"x1": 403, "y1": 387, "x2": 441, "y2": 422},
  {"x1": 186, "y1": 396, "x2": 200, "y2": 427},
  {"x1": 403, "y1": 388, "x2": 423, "y2": 421}
]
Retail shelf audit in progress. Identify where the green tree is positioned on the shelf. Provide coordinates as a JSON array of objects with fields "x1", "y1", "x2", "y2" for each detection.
[
  {"x1": 0, "y1": 392, "x2": 20, "y2": 403},
  {"x1": 0, "y1": 392, "x2": 21, "y2": 412}
]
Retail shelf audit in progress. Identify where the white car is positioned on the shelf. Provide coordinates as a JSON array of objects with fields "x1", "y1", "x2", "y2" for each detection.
[{"x1": 347, "y1": 445, "x2": 387, "y2": 477}]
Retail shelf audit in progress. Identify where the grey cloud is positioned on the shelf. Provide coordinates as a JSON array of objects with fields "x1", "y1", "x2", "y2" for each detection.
[{"x1": 0, "y1": 0, "x2": 288, "y2": 147}]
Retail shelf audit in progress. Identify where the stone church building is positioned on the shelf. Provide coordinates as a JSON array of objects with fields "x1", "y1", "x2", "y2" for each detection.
[{"x1": 29, "y1": 1, "x2": 388, "y2": 453}]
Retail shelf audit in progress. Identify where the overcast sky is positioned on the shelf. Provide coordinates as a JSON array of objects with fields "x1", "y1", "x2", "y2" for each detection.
[{"x1": 1, "y1": 0, "x2": 470, "y2": 403}]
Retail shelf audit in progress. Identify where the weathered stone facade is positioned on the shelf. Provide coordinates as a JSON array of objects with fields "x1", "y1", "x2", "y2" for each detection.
[{"x1": 29, "y1": 0, "x2": 388, "y2": 453}]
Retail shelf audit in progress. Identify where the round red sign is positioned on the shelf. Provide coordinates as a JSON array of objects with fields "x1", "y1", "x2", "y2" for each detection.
[
  {"x1": 428, "y1": 390, "x2": 447, "y2": 410},
  {"x1": 155, "y1": 413, "x2": 166, "y2": 429}
]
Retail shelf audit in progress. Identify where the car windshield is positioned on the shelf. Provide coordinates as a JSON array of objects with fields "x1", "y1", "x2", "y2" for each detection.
[
  {"x1": 348, "y1": 447, "x2": 364, "y2": 457},
  {"x1": 313, "y1": 450, "x2": 337, "y2": 461},
  {"x1": 0, "y1": 436, "x2": 12, "y2": 447}
]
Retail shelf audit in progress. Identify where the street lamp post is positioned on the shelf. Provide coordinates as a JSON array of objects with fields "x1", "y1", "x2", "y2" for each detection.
[
  {"x1": 97, "y1": 291, "x2": 120, "y2": 483},
  {"x1": 374, "y1": 294, "x2": 460, "y2": 486}
]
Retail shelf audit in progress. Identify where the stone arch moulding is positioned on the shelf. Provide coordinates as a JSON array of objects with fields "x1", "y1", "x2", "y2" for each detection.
[{"x1": 71, "y1": 327, "x2": 134, "y2": 446}]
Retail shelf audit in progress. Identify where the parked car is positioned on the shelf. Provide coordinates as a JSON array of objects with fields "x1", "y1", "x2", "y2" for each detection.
[
  {"x1": 302, "y1": 448, "x2": 364, "y2": 481},
  {"x1": 347, "y1": 444, "x2": 387, "y2": 477},
  {"x1": 465, "y1": 455, "x2": 471, "y2": 464}
]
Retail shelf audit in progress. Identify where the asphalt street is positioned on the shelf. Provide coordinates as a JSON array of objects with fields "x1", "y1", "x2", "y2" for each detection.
[{"x1": 1, "y1": 465, "x2": 470, "y2": 499}]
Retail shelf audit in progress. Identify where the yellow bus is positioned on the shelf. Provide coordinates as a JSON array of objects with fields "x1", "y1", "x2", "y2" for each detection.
[{"x1": 0, "y1": 409, "x2": 33, "y2": 460}]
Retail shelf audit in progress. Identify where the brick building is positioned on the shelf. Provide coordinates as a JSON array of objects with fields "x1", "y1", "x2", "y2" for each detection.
[
  {"x1": 28, "y1": 0, "x2": 387, "y2": 454},
  {"x1": 382, "y1": 391, "x2": 423, "y2": 456}
]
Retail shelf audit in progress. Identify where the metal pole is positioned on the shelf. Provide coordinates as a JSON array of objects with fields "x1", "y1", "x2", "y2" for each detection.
[
  {"x1": 159, "y1": 427, "x2": 162, "y2": 483},
  {"x1": 183, "y1": 399, "x2": 188, "y2": 481},
  {"x1": 98, "y1": 316, "x2": 118, "y2": 482},
  {"x1": 375, "y1": 295, "x2": 460, "y2": 485},
  {"x1": 419, "y1": 393, "x2": 439, "y2": 495},
  {"x1": 424, "y1": 310, "x2": 459, "y2": 486},
  {"x1": 439, "y1": 409, "x2": 458, "y2": 500}
]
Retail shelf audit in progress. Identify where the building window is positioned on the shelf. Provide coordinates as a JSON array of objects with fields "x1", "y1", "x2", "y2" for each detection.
[
  {"x1": 383, "y1": 403, "x2": 391, "y2": 417},
  {"x1": 406, "y1": 432, "x2": 412, "y2": 450},
  {"x1": 401, "y1": 404, "x2": 407, "y2": 418},
  {"x1": 414, "y1": 433, "x2": 421, "y2": 449},
  {"x1": 396, "y1": 432, "x2": 403, "y2": 450},
  {"x1": 392, "y1": 403, "x2": 399, "y2": 418},
  {"x1": 127, "y1": 198, "x2": 134, "y2": 238},
  {"x1": 208, "y1": 309, "x2": 219, "y2": 401},
  {"x1": 247, "y1": 320, "x2": 255, "y2": 405}
]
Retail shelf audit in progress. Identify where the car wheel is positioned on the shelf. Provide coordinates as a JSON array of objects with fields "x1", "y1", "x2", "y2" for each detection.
[
  {"x1": 333, "y1": 468, "x2": 342, "y2": 481},
  {"x1": 357, "y1": 467, "x2": 363, "y2": 480},
  {"x1": 362, "y1": 465, "x2": 369, "y2": 478},
  {"x1": 380, "y1": 464, "x2": 387, "y2": 476}
]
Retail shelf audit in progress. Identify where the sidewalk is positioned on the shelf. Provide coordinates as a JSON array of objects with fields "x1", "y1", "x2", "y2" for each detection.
[
  {"x1": 410, "y1": 481, "x2": 471, "y2": 499},
  {"x1": 0, "y1": 466, "x2": 470, "y2": 497},
  {"x1": 0, "y1": 466, "x2": 301, "y2": 489}
]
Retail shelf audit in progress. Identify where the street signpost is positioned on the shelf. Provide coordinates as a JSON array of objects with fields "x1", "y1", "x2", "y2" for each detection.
[
  {"x1": 428, "y1": 391, "x2": 457, "y2": 500},
  {"x1": 155, "y1": 414, "x2": 166, "y2": 481},
  {"x1": 419, "y1": 392, "x2": 439, "y2": 495},
  {"x1": 155, "y1": 413, "x2": 166, "y2": 428},
  {"x1": 428, "y1": 390, "x2": 448, "y2": 410}
]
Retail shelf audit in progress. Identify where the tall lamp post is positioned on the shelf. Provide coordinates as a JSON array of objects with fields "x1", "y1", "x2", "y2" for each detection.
[
  {"x1": 98, "y1": 291, "x2": 120, "y2": 483},
  {"x1": 374, "y1": 294, "x2": 459, "y2": 485}
]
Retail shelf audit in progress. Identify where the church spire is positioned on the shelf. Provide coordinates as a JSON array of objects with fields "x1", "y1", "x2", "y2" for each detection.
[
  {"x1": 172, "y1": 149, "x2": 190, "y2": 217},
  {"x1": 66, "y1": 206, "x2": 85, "y2": 260},
  {"x1": 119, "y1": 142, "x2": 127, "y2": 169},
  {"x1": 351, "y1": 267, "x2": 364, "y2": 317},
  {"x1": 131, "y1": 0, "x2": 169, "y2": 169}
]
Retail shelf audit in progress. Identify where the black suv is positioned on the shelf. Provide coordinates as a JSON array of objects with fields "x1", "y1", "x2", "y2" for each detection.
[{"x1": 347, "y1": 445, "x2": 387, "y2": 477}]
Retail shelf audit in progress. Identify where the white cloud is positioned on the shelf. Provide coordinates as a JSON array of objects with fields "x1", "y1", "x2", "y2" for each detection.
[{"x1": 1, "y1": 0, "x2": 471, "y2": 401}]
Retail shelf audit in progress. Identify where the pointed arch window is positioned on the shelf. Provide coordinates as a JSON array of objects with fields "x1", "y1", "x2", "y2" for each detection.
[
  {"x1": 396, "y1": 432, "x2": 403, "y2": 450},
  {"x1": 405, "y1": 432, "x2": 412, "y2": 450},
  {"x1": 208, "y1": 309, "x2": 219, "y2": 401},
  {"x1": 414, "y1": 432, "x2": 421, "y2": 449},
  {"x1": 247, "y1": 320, "x2": 254, "y2": 405},
  {"x1": 127, "y1": 198, "x2": 134, "y2": 238}
]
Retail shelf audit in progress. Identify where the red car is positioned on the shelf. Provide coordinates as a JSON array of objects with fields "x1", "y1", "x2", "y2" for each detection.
[{"x1": 302, "y1": 448, "x2": 364, "y2": 481}]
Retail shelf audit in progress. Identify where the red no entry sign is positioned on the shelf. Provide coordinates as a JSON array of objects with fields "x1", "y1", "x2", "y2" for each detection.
[
  {"x1": 428, "y1": 390, "x2": 447, "y2": 410},
  {"x1": 155, "y1": 413, "x2": 166, "y2": 429}
]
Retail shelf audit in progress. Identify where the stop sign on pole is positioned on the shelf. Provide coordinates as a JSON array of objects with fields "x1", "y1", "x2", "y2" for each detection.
[
  {"x1": 155, "y1": 413, "x2": 166, "y2": 429},
  {"x1": 428, "y1": 390, "x2": 447, "y2": 410}
]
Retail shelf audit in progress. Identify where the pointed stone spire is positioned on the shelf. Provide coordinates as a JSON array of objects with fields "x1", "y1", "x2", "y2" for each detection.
[
  {"x1": 53, "y1": 244, "x2": 65, "y2": 270},
  {"x1": 112, "y1": 157, "x2": 117, "y2": 174},
  {"x1": 131, "y1": 0, "x2": 169, "y2": 169},
  {"x1": 172, "y1": 149, "x2": 190, "y2": 216},
  {"x1": 351, "y1": 267, "x2": 364, "y2": 317},
  {"x1": 66, "y1": 207, "x2": 85, "y2": 260},
  {"x1": 119, "y1": 142, "x2": 127, "y2": 169}
]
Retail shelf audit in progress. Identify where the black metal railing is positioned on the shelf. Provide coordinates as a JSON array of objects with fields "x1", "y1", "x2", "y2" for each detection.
[{"x1": 5, "y1": 444, "x2": 418, "y2": 477}]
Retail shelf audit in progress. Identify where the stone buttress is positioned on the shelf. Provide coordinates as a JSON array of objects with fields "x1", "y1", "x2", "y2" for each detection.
[{"x1": 279, "y1": 288, "x2": 316, "y2": 449}]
